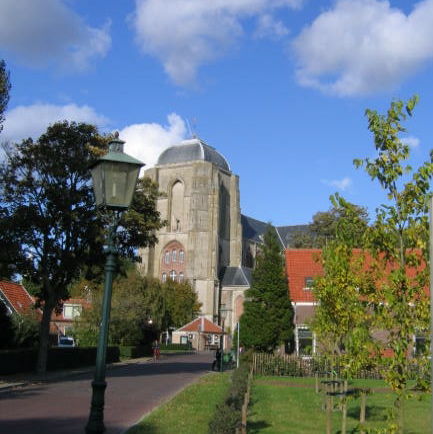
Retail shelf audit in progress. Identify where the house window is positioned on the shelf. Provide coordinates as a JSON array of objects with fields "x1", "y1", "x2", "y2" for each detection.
[
  {"x1": 172, "y1": 249, "x2": 177, "y2": 262},
  {"x1": 179, "y1": 272, "x2": 184, "y2": 283},
  {"x1": 162, "y1": 273, "x2": 167, "y2": 283},
  {"x1": 164, "y1": 251, "x2": 170, "y2": 264},
  {"x1": 63, "y1": 304, "x2": 82, "y2": 319},
  {"x1": 179, "y1": 250, "x2": 184, "y2": 263},
  {"x1": 169, "y1": 270, "x2": 177, "y2": 281},
  {"x1": 304, "y1": 277, "x2": 314, "y2": 290}
]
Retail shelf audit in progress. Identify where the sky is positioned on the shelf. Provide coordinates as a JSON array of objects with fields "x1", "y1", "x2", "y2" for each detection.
[{"x1": 1, "y1": 0, "x2": 433, "y2": 226}]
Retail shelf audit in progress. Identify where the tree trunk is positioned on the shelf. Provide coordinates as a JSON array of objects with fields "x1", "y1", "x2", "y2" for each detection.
[{"x1": 36, "y1": 300, "x2": 55, "y2": 375}]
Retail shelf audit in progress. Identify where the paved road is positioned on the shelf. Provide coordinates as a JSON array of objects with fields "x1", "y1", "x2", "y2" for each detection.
[{"x1": 0, "y1": 352, "x2": 214, "y2": 434}]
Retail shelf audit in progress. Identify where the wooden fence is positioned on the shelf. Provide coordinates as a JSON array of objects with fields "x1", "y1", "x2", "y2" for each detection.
[{"x1": 252, "y1": 353, "x2": 427, "y2": 380}]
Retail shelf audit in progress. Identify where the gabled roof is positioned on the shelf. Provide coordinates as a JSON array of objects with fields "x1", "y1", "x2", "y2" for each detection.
[
  {"x1": 175, "y1": 317, "x2": 222, "y2": 334},
  {"x1": 285, "y1": 249, "x2": 322, "y2": 303},
  {"x1": 0, "y1": 281, "x2": 34, "y2": 314},
  {"x1": 221, "y1": 266, "x2": 252, "y2": 287},
  {"x1": 241, "y1": 214, "x2": 310, "y2": 249}
]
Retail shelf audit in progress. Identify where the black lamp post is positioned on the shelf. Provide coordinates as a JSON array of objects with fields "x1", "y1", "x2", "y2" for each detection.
[
  {"x1": 219, "y1": 305, "x2": 228, "y2": 373},
  {"x1": 85, "y1": 135, "x2": 144, "y2": 434}
]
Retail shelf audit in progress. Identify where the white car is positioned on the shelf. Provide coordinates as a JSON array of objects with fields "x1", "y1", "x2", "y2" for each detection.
[{"x1": 58, "y1": 336, "x2": 75, "y2": 347}]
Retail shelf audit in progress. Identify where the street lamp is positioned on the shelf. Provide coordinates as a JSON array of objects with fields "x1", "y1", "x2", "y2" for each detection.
[
  {"x1": 220, "y1": 305, "x2": 228, "y2": 373},
  {"x1": 85, "y1": 135, "x2": 144, "y2": 434}
]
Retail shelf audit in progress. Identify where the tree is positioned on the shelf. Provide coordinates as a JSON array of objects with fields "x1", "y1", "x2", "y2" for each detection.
[
  {"x1": 354, "y1": 95, "x2": 431, "y2": 433},
  {"x1": 309, "y1": 196, "x2": 369, "y2": 247},
  {"x1": 0, "y1": 121, "x2": 165, "y2": 373},
  {"x1": 239, "y1": 225, "x2": 294, "y2": 352},
  {"x1": 0, "y1": 59, "x2": 10, "y2": 134},
  {"x1": 74, "y1": 269, "x2": 201, "y2": 346},
  {"x1": 310, "y1": 241, "x2": 377, "y2": 375}
]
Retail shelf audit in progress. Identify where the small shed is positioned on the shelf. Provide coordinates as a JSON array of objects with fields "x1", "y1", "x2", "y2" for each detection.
[{"x1": 172, "y1": 317, "x2": 222, "y2": 351}]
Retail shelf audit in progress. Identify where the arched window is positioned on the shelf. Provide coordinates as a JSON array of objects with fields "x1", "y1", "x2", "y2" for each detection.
[
  {"x1": 179, "y1": 250, "x2": 184, "y2": 263},
  {"x1": 169, "y1": 270, "x2": 177, "y2": 281},
  {"x1": 172, "y1": 249, "x2": 177, "y2": 262},
  {"x1": 171, "y1": 181, "x2": 184, "y2": 232},
  {"x1": 162, "y1": 273, "x2": 167, "y2": 283},
  {"x1": 179, "y1": 272, "x2": 184, "y2": 283},
  {"x1": 164, "y1": 251, "x2": 170, "y2": 264}
]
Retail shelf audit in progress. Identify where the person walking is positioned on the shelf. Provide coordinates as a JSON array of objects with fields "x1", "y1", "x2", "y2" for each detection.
[{"x1": 152, "y1": 339, "x2": 160, "y2": 361}]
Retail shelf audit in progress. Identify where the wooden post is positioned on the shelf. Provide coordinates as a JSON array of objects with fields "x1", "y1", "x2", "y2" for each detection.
[
  {"x1": 360, "y1": 392, "x2": 366, "y2": 434},
  {"x1": 341, "y1": 398, "x2": 347, "y2": 434},
  {"x1": 326, "y1": 393, "x2": 332, "y2": 434}
]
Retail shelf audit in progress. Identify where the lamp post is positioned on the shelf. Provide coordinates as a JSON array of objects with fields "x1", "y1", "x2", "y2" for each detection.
[
  {"x1": 85, "y1": 135, "x2": 144, "y2": 434},
  {"x1": 219, "y1": 305, "x2": 228, "y2": 373}
]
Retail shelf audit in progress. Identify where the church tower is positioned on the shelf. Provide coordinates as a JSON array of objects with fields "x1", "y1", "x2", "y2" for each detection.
[{"x1": 138, "y1": 138, "x2": 243, "y2": 323}]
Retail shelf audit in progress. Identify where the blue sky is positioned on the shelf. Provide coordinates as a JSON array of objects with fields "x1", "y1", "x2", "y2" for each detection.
[{"x1": 1, "y1": 0, "x2": 433, "y2": 226}]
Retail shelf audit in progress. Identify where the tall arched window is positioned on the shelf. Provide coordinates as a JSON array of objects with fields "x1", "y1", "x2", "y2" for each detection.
[
  {"x1": 172, "y1": 249, "x2": 177, "y2": 262},
  {"x1": 171, "y1": 181, "x2": 184, "y2": 232},
  {"x1": 164, "y1": 251, "x2": 170, "y2": 264},
  {"x1": 162, "y1": 273, "x2": 167, "y2": 283},
  {"x1": 179, "y1": 272, "x2": 184, "y2": 283},
  {"x1": 169, "y1": 270, "x2": 177, "y2": 281},
  {"x1": 179, "y1": 250, "x2": 185, "y2": 263}
]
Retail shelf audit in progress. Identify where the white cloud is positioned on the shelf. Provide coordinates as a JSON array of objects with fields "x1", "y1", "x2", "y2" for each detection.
[
  {"x1": 119, "y1": 114, "x2": 187, "y2": 168},
  {"x1": 321, "y1": 177, "x2": 352, "y2": 191},
  {"x1": 401, "y1": 136, "x2": 420, "y2": 149},
  {"x1": 2, "y1": 103, "x2": 110, "y2": 143},
  {"x1": 0, "y1": 0, "x2": 111, "y2": 72},
  {"x1": 292, "y1": 0, "x2": 433, "y2": 96},
  {"x1": 255, "y1": 14, "x2": 290, "y2": 39},
  {"x1": 129, "y1": 0, "x2": 303, "y2": 85}
]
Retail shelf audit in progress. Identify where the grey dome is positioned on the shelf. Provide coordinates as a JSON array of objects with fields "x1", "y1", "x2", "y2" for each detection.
[{"x1": 157, "y1": 138, "x2": 230, "y2": 171}]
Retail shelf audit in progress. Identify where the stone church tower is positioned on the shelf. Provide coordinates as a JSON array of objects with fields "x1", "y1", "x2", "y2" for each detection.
[{"x1": 138, "y1": 138, "x2": 245, "y2": 328}]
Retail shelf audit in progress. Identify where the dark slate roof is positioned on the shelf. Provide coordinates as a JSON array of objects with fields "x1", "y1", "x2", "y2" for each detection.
[
  {"x1": 241, "y1": 214, "x2": 310, "y2": 249},
  {"x1": 221, "y1": 266, "x2": 252, "y2": 287},
  {"x1": 157, "y1": 138, "x2": 230, "y2": 171}
]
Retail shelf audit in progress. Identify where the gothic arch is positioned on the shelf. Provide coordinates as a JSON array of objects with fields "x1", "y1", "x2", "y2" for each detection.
[{"x1": 169, "y1": 179, "x2": 185, "y2": 232}]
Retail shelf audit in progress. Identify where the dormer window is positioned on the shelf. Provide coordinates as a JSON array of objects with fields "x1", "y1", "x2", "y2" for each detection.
[{"x1": 304, "y1": 277, "x2": 314, "y2": 290}]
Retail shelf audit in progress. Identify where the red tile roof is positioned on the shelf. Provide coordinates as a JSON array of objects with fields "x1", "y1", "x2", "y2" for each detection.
[
  {"x1": 177, "y1": 317, "x2": 222, "y2": 333},
  {"x1": 0, "y1": 281, "x2": 34, "y2": 314},
  {"x1": 286, "y1": 249, "x2": 322, "y2": 303},
  {"x1": 285, "y1": 248, "x2": 427, "y2": 303}
]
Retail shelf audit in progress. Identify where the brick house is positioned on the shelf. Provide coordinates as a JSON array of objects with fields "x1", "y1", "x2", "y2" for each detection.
[{"x1": 285, "y1": 248, "x2": 428, "y2": 357}]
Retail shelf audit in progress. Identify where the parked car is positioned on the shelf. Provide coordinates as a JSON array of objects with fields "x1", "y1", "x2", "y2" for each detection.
[{"x1": 58, "y1": 336, "x2": 75, "y2": 347}]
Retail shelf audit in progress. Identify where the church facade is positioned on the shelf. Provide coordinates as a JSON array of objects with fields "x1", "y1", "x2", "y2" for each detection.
[{"x1": 138, "y1": 138, "x2": 302, "y2": 336}]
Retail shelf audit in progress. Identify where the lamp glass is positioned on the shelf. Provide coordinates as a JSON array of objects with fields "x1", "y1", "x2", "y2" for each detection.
[{"x1": 91, "y1": 154, "x2": 143, "y2": 210}]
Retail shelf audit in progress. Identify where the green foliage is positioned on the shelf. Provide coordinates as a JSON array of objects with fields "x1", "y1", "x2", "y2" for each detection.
[
  {"x1": 353, "y1": 95, "x2": 431, "y2": 433},
  {"x1": 309, "y1": 195, "x2": 369, "y2": 248},
  {"x1": 0, "y1": 121, "x2": 109, "y2": 373},
  {"x1": 117, "y1": 177, "x2": 167, "y2": 260},
  {"x1": 208, "y1": 361, "x2": 251, "y2": 433},
  {"x1": 0, "y1": 59, "x2": 10, "y2": 133},
  {"x1": 11, "y1": 310, "x2": 40, "y2": 348},
  {"x1": 74, "y1": 269, "x2": 201, "y2": 346},
  {"x1": 240, "y1": 225, "x2": 294, "y2": 352}
]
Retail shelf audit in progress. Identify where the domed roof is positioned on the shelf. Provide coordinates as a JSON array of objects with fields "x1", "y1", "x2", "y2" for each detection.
[{"x1": 157, "y1": 138, "x2": 230, "y2": 171}]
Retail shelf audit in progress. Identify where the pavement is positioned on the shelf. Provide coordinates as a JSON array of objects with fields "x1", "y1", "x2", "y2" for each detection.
[
  {"x1": 0, "y1": 351, "x2": 215, "y2": 434},
  {"x1": 0, "y1": 355, "x2": 153, "y2": 393}
]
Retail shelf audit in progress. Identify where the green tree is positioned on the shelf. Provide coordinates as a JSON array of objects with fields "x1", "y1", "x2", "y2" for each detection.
[
  {"x1": 354, "y1": 95, "x2": 431, "y2": 433},
  {"x1": 74, "y1": 270, "x2": 200, "y2": 346},
  {"x1": 0, "y1": 121, "x2": 164, "y2": 373},
  {"x1": 309, "y1": 197, "x2": 369, "y2": 247},
  {"x1": 239, "y1": 225, "x2": 294, "y2": 352},
  {"x1": 310, "y1": 241, "x2": 377, "y2": 375},
  {"x1": 0, "y1": 59, "x2": 10, "y2": 133}
]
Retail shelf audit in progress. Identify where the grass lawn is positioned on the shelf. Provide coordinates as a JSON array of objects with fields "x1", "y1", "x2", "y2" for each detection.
[
  {"x1": 248, "y1": 376, "x2": 431, "y2": 433},
  {"x1": 126, "y1": 373, "x2": 230, "y2": 434}
]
